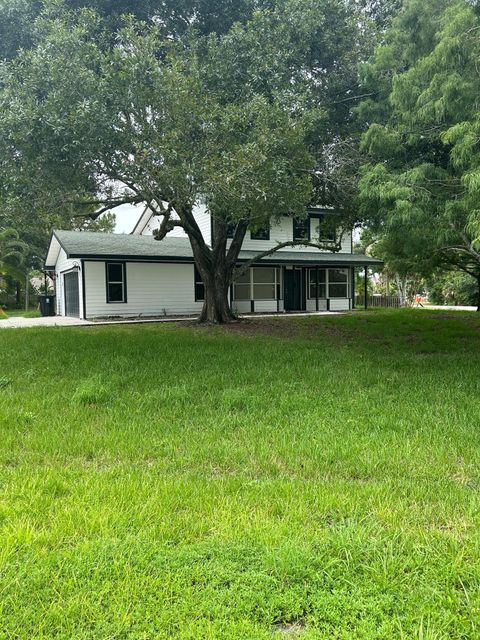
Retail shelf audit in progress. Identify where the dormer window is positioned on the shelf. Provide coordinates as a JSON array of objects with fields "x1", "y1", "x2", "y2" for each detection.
[{"x1": 293, "y1": 217, "x2": 310, "y2": 241}]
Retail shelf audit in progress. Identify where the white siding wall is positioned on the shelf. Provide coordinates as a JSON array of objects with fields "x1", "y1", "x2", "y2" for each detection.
[
  {"x1": 330, "y1": 299, "x2": 351, "y2": 311},
  {"x1": 231, "y1": 217, "x2": 351, "y2": 254},
  {"x1": 55, "y1": 249, "x2": 84, "y2": 318},
  {"x1": 83, "y1": 261, "x2": 204, "y2": 318},
  {"x1": 232, "y1": 300, "x2": 285, "y2": 314},
  {"x1": 306, "y1": 299, "x2": 328, "y2": 312},
  {"x1": 139, "y1": 209, "x2": 349, "y2": 255}
]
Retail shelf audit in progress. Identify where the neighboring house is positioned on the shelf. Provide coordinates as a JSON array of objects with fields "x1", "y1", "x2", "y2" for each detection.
[{"x1": 44, "y1": 207, "x2": 382, "y2": 319}]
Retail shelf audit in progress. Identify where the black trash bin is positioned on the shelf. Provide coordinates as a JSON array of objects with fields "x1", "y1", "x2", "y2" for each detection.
[{"x1": 39, "y1": 295, "x2": 56, "y2": 317}]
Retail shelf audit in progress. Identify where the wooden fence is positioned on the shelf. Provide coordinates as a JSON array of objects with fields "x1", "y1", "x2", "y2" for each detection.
[{"x1": 354, "y1": 295, "x2": 402, "y2": 308}]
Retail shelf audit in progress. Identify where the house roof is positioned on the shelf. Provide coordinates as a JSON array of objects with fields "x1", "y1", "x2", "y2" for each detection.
[{"x1": 45, "y1": 230, "x2": 383, "y2": 269}]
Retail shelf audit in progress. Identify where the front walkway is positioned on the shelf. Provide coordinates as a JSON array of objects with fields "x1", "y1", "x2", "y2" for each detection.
[
  {"x1": 0, "y1": 311, "x2": 339, "y2": 329},
  {"x1": 421, "y1": 304, "x2": 477, "y2": 312}
]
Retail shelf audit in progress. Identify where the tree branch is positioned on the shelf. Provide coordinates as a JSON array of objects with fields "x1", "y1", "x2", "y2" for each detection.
[
  {"x1": 442, "y1": 245, "x2": 480, "y2": 263},
  {"x1": 152, "y1": 203, "x2": 184, "y2": 240},
  {"x1": 226, "y1": 220, "x2": 248, "y2": 266}
]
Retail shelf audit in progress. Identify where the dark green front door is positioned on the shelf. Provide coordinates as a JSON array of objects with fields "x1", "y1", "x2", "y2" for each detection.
[{"x1": 284, "y1": 269, "x2": 302, "y2": 311}]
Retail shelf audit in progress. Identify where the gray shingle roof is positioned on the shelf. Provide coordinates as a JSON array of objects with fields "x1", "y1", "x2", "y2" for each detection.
[
  {"x1": 47, "y1": 230, "x2": 382, "y2": 268},
  {"x1": 53, "y1": 230, "x2": 194, "y2": 260},
  {"x1": 237, "y1": 250, "x2": 383, "y2": 266}
]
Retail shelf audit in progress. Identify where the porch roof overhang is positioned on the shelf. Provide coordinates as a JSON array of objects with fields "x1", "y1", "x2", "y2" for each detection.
[
  {"x1": 44, "y1": 230, "x2": 383, "y2": 269},
  {"x1": 237, "y1": 251, "x2": 383, "y2": 267}
]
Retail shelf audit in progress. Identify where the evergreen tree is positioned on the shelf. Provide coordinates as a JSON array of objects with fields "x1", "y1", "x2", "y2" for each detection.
[{"x1": 357, "y1": 0, "x2": 480, "y2": 307}]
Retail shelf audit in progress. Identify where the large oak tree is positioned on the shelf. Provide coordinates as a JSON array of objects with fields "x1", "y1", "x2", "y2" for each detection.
[{"x1": 0, "y1": 1, "x2": 364, "y2": 321}]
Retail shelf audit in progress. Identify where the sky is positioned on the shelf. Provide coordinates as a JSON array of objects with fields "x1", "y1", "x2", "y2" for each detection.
[{"x1": 112, "y1": 203, "x2": 145, "y2": 234}]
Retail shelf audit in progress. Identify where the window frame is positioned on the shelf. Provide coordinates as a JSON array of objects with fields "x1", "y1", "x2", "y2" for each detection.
[{"x1": 105, "y1": 261, "x2": 127, "y2": 304}]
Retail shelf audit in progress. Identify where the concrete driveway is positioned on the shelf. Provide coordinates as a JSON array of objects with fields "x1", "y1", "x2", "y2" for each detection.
[{"x1": 0, "y1": 316, "x2": 91, "y2": 329}]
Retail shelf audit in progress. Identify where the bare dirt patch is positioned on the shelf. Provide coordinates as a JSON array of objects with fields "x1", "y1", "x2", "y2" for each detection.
[
  {"x1": 193, "y1": 317, "x2": 304, "y2": 339},
  {"x1": 273, "y1": 621, "x2": 306, "y2": 636}
]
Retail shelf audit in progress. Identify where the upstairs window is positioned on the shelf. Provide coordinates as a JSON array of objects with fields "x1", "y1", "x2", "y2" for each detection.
[
  {"x1": 106, "y1": 262, "x2": 126, "y2": 303},
  {"x1": 311, "y1": 216, "x2": 336, "y2": 243},
  {"x1": 226, "y1": 221, "x2": 237, "y2": 239},
  {"x1": 293, "y1": 217, "x2": 310, "y2": 241},
  {"x1": 250, "y1": 227, "x2": 270, "y2": 240}
]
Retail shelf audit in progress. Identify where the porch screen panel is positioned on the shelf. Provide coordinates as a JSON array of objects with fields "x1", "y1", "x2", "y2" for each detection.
[
  {"x1": 233, "y1": 269, "x2": 250, "y2": 300},
  {"x1": 233, "y1": 268, "x2": 281, "y2": 301},
  {"x1": 252, "y1": 267, "x2": 276, "y2": 300},
  {"x1": 328, "y1": 268, "x2": 349, "y2": 298},
  {"x1": 308, "y1": 268, "x2": 326, "y2": 299}
]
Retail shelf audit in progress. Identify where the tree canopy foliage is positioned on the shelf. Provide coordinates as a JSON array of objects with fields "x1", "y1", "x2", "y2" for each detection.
[{"x1": 357, "y1": 0, "x2": 480, "y2": 301}]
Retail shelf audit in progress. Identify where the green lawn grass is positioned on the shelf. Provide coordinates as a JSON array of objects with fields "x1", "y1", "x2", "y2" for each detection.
[{"x1": 1, "y1": 309, "x2": 479, "y2": 639}]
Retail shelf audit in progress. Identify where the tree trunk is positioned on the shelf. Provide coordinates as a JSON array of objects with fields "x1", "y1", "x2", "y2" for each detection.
[
  {"x1": 196, "y1": 254, "x2": 236, "y2": 324},
  {"x1": 395, "y1": 273, "x2": 408, "y2": 307},
  {"x1": 25, "y1": 271, "x2": 29, "y2": 311},
  {"x1": 174, "y1": 204, "x2": 247, "y2": 323},
  {"x1": 186, "y1": 211, "x2": 247, "y2": 324},
  {"x1": 199, "y1": 276, "x2": 236, "y2": 323}
]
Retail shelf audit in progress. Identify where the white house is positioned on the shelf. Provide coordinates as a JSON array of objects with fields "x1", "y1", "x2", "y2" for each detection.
[{"x1": 44, "y1": 207, "x2": 382, "y2": 319}]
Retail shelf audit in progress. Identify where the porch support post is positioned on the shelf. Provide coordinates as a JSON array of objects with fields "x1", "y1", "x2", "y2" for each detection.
[
  {"x1": 315, "y1": 266, "x2": 319, "y2": 312},
  {"x1": 276, "y1": 269, "x2": 280, "y2": 313},
  {"x1": 364, "y1": 265, "x2": 368, "y2": 310},
  {"x1": 351, "y1": 267, "x2": 355, "y2": 309}
]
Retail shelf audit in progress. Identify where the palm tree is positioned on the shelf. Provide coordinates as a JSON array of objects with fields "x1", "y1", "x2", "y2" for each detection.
[
  {"x1": 0, "y1": 228, "x2": 30, "y2": 307},
  {"x1": 0, "y1": 227, "x2": 28, "y2": 275}
]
